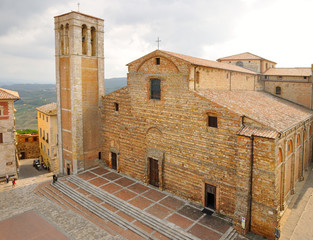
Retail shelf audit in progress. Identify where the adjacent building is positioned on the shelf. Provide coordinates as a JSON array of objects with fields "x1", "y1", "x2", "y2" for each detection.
[
  {"x1": 16, "y1": 133, "x2": 40, "y2": 159},
  {"x1": 36, "y1": 102, "x2": 58, "y2": 172},
  {"x1": 0, "y1": 88, "x2": 20, "y2": 179}
]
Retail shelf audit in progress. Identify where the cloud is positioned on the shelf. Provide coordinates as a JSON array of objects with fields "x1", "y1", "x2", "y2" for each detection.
[{"x1": 0, "y1": 0, "x2": 312, "y2": 83}]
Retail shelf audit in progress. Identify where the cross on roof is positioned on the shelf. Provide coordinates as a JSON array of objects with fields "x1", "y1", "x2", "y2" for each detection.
[
  {"x1": 77, "y1": 2, "x2": 80, "y2": 12},
  {"x1": 156, "y1": 37, "x2": 161, "y2": 50}
]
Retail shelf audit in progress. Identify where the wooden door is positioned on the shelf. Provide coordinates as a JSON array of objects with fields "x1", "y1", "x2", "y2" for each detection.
[
  {"x1": 111, "y1": 152, "x2": 117, "y2": 170},
  {"x1": 205, "y1": 184, "x2": 216, "y2": 210},
  {"x1": 149, "y1": 158, "x2": 159, "y2": 187}
]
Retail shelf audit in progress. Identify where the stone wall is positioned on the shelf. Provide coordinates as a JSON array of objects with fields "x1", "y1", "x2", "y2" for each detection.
[
  {"x1": 16, "y1": 134, "x2": 40, "y2": 159},
  {"x1": 264, "y1": 81, "x2": 312, "y2": 108}
]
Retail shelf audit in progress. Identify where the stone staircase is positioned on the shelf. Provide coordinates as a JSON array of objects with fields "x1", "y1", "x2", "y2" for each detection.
[
  {"x1": 50, "y1": 175, "x2": 200, "y2": 240},
  {"x1": 220, "y1": 227, "x2": 239, "y2": 240}
]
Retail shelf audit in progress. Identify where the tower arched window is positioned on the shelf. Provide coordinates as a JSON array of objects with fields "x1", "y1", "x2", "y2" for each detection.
[
  {"x1": 91, "y1": 27, "x2": 96, "y2": 56},
  {"x1": 82, "y1": 24, "x2": 87, "y2": 55},
  {"x1": 276, "y1": 86, "x2": 281, "y2": 95},
  {"x1": 65, "y1": 24, "x2": 69, "y2": 55},
  {"x1": 60, "y1": 25, "x2": 64, "y2": 55}
]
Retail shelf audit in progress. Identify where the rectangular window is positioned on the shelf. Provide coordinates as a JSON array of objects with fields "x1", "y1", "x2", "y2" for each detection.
[
  {"x1": 43, "y1": 115, "x2": 45, "y2": 120},
  {"x1": 47, "y1": 133, "x2": 49, "y2": 143},
  {"x1": 25, "y1": 138, "x2": 28, "y2": 142},
  {"x1": 40, "y1": 128, "x2": 42, "y2": 137},
  {"x1": 41, "y1": 143, "x2": 42, "y2": 149},
  {"x1": 114, "y1": 102, "x2": 119, "y2": 111},
  {"x1": 43, "y1": 130, "x2": 45, "y2": 140},
  {"x1": 150, "y1": 78, "x2": 161, "y2": 100},
  {"x1": 0, "y1": 109, "x2": 2, "y2": 116},
  {"x1": 0, "y1": 133, "x2": 3, "y2": 143},
  {"x1": 46, "y1": 117, "x2": 48, "y2": 122},
  {"x1": 156, "y1": 58, "x2": 160, "y2": 65},
  {"x1": 39, "y1": 113, "x2": 41, "y2": 118},
  {"x1": 33, "y1": 137, "x2": 37, "y2": 141},
  {"x1": 48, "y1": 149, "x2": 50, "y2": 156},
  {"x1": 208, "y1": 116, "x2": 218, "y2": 128}
]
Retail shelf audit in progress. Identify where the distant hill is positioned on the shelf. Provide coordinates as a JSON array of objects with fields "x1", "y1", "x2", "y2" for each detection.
[{"x1": 0, "y1": 78, "x2": 127, "y2": 130}]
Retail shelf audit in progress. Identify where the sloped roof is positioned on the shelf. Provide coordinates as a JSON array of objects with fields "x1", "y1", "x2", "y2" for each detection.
[
  {"x1": 238, "y1": 126, "x2": 279, "y2": 139},
  {"x1": 196, "y1": 90, "x2": 312, "y2": 133},
  {"x1": 263, "y1": 68, "x2": 312, "y2": 77},
  {"x1": 127, "y1": 50, "x2": 257, "y2": 75},
  {"x1": 0, "y1": 88, "x2": 20, "y2": 100},
  {"x1": 36, "y1": 102, "x2": 57, "y2": 115},
  {"x1": 217, "y1": 52, "x2": 276, "y2": 64},
  {"x1": 160, "y1": 50, "x2": 257, "y2": 75}
]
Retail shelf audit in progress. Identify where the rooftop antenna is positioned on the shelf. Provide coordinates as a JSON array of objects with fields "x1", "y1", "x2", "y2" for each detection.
[
  {"x1": 156, "y1": 37, "x2": 161, "y2": 50},
  {"x1": 77, "y1": 2, "x2": 80, "y2": 12}
]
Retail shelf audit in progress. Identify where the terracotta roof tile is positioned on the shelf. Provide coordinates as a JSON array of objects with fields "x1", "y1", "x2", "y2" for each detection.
[
  {"x1": 36, "y1": 102, "x2": 57, "y2": 115},
  {"x1": 161, "y1": 50, "x2": 257, "y2": 75},
  {"x1": 196, "y1": 90, "x2": 312, "y2": 133},
  {"x1": 217, "y1": 52, "x2": 276, "y2": 63},
  {"x1": 0, "y1": 88, "x2": 20, "y2": 100},
  {"x1": 263, "y1": 68, "x2": 312, "y2": 77},
  {"x1": 238, "y1": 126, "x2": 279, "y2": 139}
]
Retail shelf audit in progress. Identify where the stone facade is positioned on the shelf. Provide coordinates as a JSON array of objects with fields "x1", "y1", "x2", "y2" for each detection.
[
  {"x1": 0, "y1": 88, "x2": 19, "y2": 179},
  {"x1": 16, "y1": 134, "x2": 40, "y2": 159},
  {"x1": 54, "y1": 12, "x2": 104, "y2": 175},
  {"x1": 37, "y1": 103, "x2": 58, "y2": 172},
  {"x1": 100, "y1": 50, "x2": 313, "y2": 239},
  {"x1": 53, "y1": 12, "x2": 313, "y2": 240}
]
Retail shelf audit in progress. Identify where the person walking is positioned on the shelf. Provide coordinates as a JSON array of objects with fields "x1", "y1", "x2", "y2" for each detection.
[
  {"x1": 12, "y1": 178, "x2": 16, "y2": 188},
  {"x1": 5, "y1": 174, "x2": 9, "y2": 184}
]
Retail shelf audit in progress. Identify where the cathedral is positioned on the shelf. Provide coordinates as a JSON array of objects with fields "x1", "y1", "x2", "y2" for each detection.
[{"x1": 55, "y1": 11, "x2": 313, "y2": 239}]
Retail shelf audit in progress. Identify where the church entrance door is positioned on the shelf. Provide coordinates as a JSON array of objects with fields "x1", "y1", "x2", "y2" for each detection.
[
  {"x1": 111, "y1": 152, "x2": 117, "y2": 170},
  {"x1": 205, "y1": 184, "x2": 216, "y2": 210},
  {"x1": 149, "y1": 158, "x2": 159, "y2": 187}
]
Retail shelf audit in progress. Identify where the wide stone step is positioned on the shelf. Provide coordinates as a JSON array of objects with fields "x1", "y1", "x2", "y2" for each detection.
[
  {"x1": 66, "y1": 175, "x2": 199, "y2": 240},
  {"x1": 220, "y1": 227, "x2": 238, "y2": 240},
  {"x1": 54, "y1": 180, "x2": 156, "y2": 240}
]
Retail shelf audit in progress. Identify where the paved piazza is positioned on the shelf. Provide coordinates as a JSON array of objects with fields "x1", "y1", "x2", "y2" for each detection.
[{"x1": 0, "y1": 161, "x2": 312, "y2": 239}]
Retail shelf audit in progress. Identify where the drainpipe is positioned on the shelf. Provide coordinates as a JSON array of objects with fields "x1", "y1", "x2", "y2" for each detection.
[
  {"x1": 248, "y1": 135, "x2": 255, "y2": 232},
  {"x1": 300, "y1": 126, "x2": 306, "y2": 181}
]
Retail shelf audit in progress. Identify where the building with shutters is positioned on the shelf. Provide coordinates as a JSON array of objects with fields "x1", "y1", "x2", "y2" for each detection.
[
  {"x1": 37, "y1": 102, "x2": 58, "y2": 172},
  {"x1": 0, "y1": 88, "x2": 20, "y2": 179}
]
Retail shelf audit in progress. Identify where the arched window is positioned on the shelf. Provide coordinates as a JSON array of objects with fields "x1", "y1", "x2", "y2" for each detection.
[
  {"x1": 65, "y1": 24, "x2": 69, "y2": 55},
  {"x1": 236, "y1": 61, "x2": 243, "y2": 67},
  {"x1": 82, "y1": 24, "x2": 87, "y2": 55},
  {"x1": 60, "y1": 25, "x2": 64, "y2": 55},
  {"x1": 297, "y1": 134, "x2": 301, "y2": 147},
  {"x1": 276, "y1": 86, "x2": 281, "y2": 95},
  {"x1": 91, "y1": 27, "x2": 96, "y2": 56},
  {"x1": 287, "y1": 140, "x2": 293, "y2": 156},
  {"x1": 278, "y1": 148, "x2": 283, "y2": 164}
]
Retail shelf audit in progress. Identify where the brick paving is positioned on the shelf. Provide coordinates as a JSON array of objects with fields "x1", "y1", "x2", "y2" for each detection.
[
  {"x1": 56, "y1": 166, "x2": 238, "y2": 240},
  {"x1": 0, "y1": 177, "x2": 119, "y2": 240}
]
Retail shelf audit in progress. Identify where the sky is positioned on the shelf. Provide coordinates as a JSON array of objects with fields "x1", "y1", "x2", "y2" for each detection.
[{"x1": 0, "y1": 0, "x2": 312, "y2": 84}]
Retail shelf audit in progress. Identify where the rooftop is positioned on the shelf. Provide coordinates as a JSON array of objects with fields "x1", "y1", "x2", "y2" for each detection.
[
  {"x1": 196, "y1": 90, "x2": 312, "y2": 133},
  {"x1": 36, "y1": 102, "x2": 57, "y2": 115},
  {"x1": 263, "y1": 68, "x2": 312, "y2": 77},
  {"x1": 217, "y1": 52, "x2": 276, "y2": 64},
  {"x1": 161, "y1": 50, "x2": 257, "y2": 75},
  {"x1": 0, "y1": 88, "x2": 20, "y2": 100}
]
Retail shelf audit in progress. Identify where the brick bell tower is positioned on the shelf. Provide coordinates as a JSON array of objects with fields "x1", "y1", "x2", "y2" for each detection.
[{"x1": 54, "y1": 12, "x2": 104, "y2": 175}]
